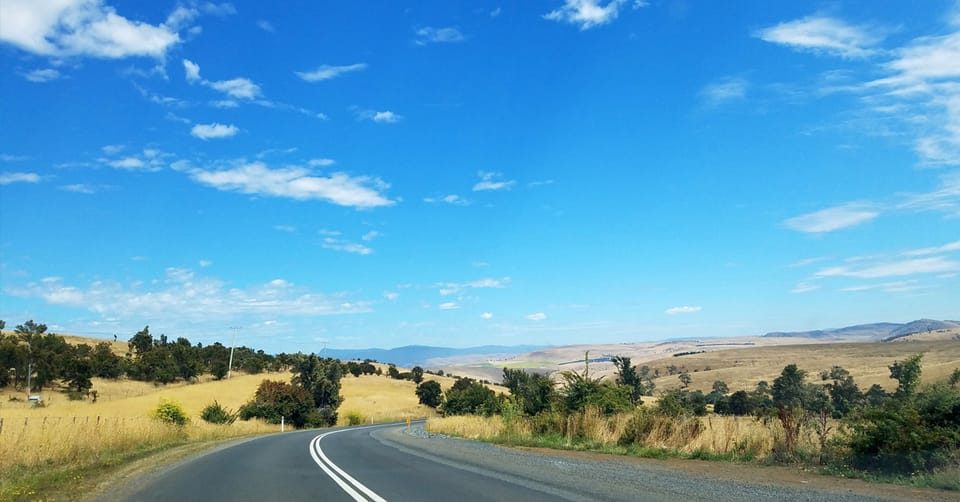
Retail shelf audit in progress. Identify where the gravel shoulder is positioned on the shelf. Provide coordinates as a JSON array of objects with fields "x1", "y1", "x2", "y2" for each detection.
[{"x1": 375, "y1": 425, "x2": 957, "y2": 502}]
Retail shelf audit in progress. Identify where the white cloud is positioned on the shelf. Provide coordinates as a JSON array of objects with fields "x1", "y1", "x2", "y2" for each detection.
[
  {"x1": 701, "y1": 77, "x2": 747, "y2": 105},
  {"x1": 211, "y1": 100, "x2": 238, "y2": 108},
  {"x1": 815, "y1": 256, "x2": 960, "y2": 278},
  {"x1": 209, "y1": 78, "x2": 260, "y2": 99},
  {"x1": 23, "y1": 68, "x2": 60, "y2": 82},
  {"x1": 436, "y1": 277, "x2": 510, "y2": 295},
  {"x1": 183, "y1": 59, "x2": 201, "y2": 81},
  {"x1": 665, "y1": 306, "x2": 702, "y2": 315},
  {"x1": 201, "y1": 3, "x2": 236, "y2": 17},
  {"x1": 0, "y1": 154, "x2": 29, "y2": 162},
  {"x1": 473, "y1": 171, "x2": 515, "y2": 191},
  {"x1": 439, "y1": 302, "x2": 460, "y2": 310},
  {"x1": 101, "y1": 144, "x2": 124, "y2": 155},
  {"x1": 425, "y1": 194, "x2": 469, "y2": 206},
  {"x1": 840, "y1": 280, "x2": 923, "y2": 293},
  {"x1": 187, "y1": 161, "x2": 394, "y2": 208},
  {"x1": 296, "y1": 63, "x2": 367, "y2": 82},
  {"x1": 60, "y1": 183, "x2": 98, "y2": 194},
  {"x1": 903, "y1": 240, "x2": 960, "y2": 256},
  {"x1": 361, "y1": 231, "x2": 380, "y2": 241},
  {"x1": 256, "y1": 19, "x2": 274, "y2": 32},
  {"x1": 791, "y1": 282, "x2": 821, "y2": 294},
  {"x1": 898, "y1": 172, "x2": 960, "y2": 216},
  {"x1": 384, "y1": 291, "x2": 399, "y2": 301},
  {"x1": 481, "y1": 312, "x2": 494, "y2": 319},
  {"x1": 783, "y1": 203, "x2": 879, "y2": 233},
  {"x1": 182, "y1": 59, "x2": 262, "y2": 100},
  {"x1": 309, "y1": 158, "x2": 335, "y2": 167},
  {"x1": 755, "y1": 15, "x2": 883, "y2": 59},
  {"x1": 526, "y1": 312, "x2": 547, "y2": 321},
  {"x1": 199, "y1": 259, "x2": 213, "y2": 267},
  {"x1": 788, "y1": 257, "x2": 827, "y2": 268},
  {"x1": 0, "y1": 0, "x2": 181, "y2": 59},
  {"x1": 191, "y1": 123, "x2": 239, "y2": 140},
  {"x1": 373, "y1": 111, "x2": 400, "y2": 123},
  {"x1": 7, "y1": 268, "x2": 370, "y2": 322},
  {"x1": 109, "y1": 156, "x2": 145, "y2": 169},
  {"x1": 544, "y1": 0, "x2": 627, "y2": 31},
  {"x1": 322, "y1": 237, "x2": 373, "y2": 255},
  {"x1": 0, "y1": 172, "x2": 41, "y2": 185},
  {"x1": 414, "y1": 26, "x2": 465, "y2": 45},
  {"x1": 273, "y1": 224, "x2": 296, "y2": 233},
  {"x1": 490, "y1": 8, "x2": 501, "y2": 17}
]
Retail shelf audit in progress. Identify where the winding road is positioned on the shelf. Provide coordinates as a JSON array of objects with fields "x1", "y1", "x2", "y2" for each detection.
[{"x1": 103, "y1": 422, "x2": 936, "y2": 501}]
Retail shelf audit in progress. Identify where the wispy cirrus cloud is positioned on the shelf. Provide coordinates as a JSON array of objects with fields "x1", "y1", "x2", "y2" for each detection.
[
  {"x1": 473, "y1": 171, "x2": 515, "y2": 191},
  {"x1": 184, "y1": 161, "x2": 394, "y2": 208},
  {"x1": 23, "y1": 68, "x2": 60, "y2": 82},
  {"x1": 783, "y1": 203, "x2": 879, "y2": 233},
  {"x1": 436, "y1": 277, "x2": 510, "y2": 296},
  {"x1": 526, "y1": 312, "x2": 547, "y2": 321},
  {"x1": 701, "y1": 77, "x2": 748, "y2": 105},
  {"x1": 296, "y1": 63, "x2": 367, "y2": 82},
  {"x1": 544, "y1": 0, "x2": 629, "y2": 31},
  {"x1": 815, "y1": 256, "x2": 960, "y2": 279},
  {"x1": 322, "y1": 237, "x2": 373, "y2": 255},
  {"x1": 665, "y1": 305, "x2": 702, "y2": 315},
  {"x1": 414, "y1": 26, "x2": 465, "y2": 45},
  {"x1": 0, "y1": 172, "x2": 41, "y2": 185},
  {"x1": 5, "y1": 268, "x2": 371, "y2": 324},
  {"x1": 424, "y1": 194, "x2": 470, "y2": 206},
  {"x1": 903, "y1": 240, "x2": 960, "y2": 256},
  {"x1": 755, "y1": 15, "x2": 884, "y2": 59}
]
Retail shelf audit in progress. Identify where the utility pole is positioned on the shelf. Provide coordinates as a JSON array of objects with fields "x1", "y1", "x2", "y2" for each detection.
[{"x1": 227, "y1": 326, "x2": 241, "y2": 379}]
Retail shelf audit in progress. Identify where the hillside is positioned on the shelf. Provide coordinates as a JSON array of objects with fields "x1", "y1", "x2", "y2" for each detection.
[
  {"x1": 322, "y1": 344, "x2": 548, "y2": 368},
  {"x1": 761, "y1": 319, "x2": 959, "y2": 341}
]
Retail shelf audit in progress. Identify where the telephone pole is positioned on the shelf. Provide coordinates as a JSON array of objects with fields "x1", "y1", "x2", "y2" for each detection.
[{"x1": 227, "y1": 326, "x2": 241, "y2": 379}]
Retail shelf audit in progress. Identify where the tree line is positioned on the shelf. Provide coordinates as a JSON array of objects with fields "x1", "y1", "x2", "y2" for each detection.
[{"x1": 416, "y1": 353, "x2": 960, "y2": 477}]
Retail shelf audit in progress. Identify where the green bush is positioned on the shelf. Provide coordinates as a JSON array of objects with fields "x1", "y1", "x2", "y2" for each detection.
[
  {"x1": 201, "y1": 401, "x2": 237, "y2": 424},
  {"x1": 346, "y1": 410, "x2": 364, "y2": 426},
  {"x1": 152, "y1": 398, "x2": 189, "y2": 427}
]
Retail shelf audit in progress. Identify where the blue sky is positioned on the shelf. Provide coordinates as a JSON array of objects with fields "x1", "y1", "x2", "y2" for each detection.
[{"x1": 1, "y1": 0, "x2": 958, "y2": 351}]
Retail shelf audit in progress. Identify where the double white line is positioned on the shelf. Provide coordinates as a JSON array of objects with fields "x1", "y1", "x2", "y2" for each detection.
[{"x1": 308, "y1": 425, "x2": 388, "y2": 502}]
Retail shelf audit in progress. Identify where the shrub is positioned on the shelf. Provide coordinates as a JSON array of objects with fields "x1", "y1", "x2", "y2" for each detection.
[
  {"x1": 346, "y1": 410, "x2": 364, "y2": 426},
  {"x1": 201, "y1": 401, "x2": 238, "y2": 425},
  {"x1": 152, "y1": 398, "x2": 189, "y2": 427},
  {"x1": 416, "y1": 380, "x2": 443, "y2": 408}
]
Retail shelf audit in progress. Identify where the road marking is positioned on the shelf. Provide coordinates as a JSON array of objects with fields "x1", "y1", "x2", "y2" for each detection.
[{"x1": 309, "y1": 425, "x2": 389, "y2": 502}]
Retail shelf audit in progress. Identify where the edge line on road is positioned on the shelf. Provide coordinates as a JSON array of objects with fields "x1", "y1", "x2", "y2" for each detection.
[{"x1": 309, "y1": 425, "x2": 390, "y2": 502}]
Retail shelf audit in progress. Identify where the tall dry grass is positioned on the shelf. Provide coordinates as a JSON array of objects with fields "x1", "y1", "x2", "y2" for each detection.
[{"x1": 427, "y1": 409, "x2": 822, "y2": 460}]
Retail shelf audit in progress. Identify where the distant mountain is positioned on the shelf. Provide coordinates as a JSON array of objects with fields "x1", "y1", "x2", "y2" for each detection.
[
  {"x1": 763, "y1": 319, "x2": 959, "y2": 342},
  {"x1": 320, "y1": 344, "x2": 549, "y2": 368},
  {"x1": 882, "y1": 319, "x2": 960, "y2": 342}
]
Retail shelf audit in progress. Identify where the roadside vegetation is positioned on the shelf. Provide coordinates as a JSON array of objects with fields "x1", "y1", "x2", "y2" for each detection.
[
  {"x1": 427, "y1": 354, "x2": 960, "y2": 491},
  {"x1": 0, "y1": 319, "x2": 446, "y2": 501}
]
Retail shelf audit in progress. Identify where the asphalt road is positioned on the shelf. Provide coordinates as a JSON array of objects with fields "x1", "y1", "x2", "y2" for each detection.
[{"x1": 105, "y1": 422, "x2": 913, "y2": 502}]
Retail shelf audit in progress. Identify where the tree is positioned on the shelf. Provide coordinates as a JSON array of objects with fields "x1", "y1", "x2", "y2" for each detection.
[
  {"x1": 387, "y1": 364, "x2": 401, "y2": 379},
  {"x1": 820, "y1": 366, "x2": 861, "y2": 418},
  {"x1": 411, "y1": 366, "x2": 424, "y2": 384},
  {"x1": 128, "y1": 326, "x2": 154, "y2": 355},
  {"x1": 889, "y1": 354, "x2": 922, "y2": 397},
  {"x1": 91, "y1": 342, "x2": 123, "y2": 379},
  {"x1": 502, "y1": 368, "x2": 554, "y2": 415},
  {"x1": 712, "y1": 380, "x2": 729, "y2": 395},
  {"x1": 63, "y1": 344, "x2": 94, "y2": 394},
  {"x1": 291, "y1": 354, "x2": 344, "y2": 426},
  {"x1": 772, "y1": 364, "x2": 809, "y2": 454},
  {"x1": 558, "y1": 371, "x2": 631, "y2": 415},
  {"x1": 612, "y1": 356, "x2": 648, "y2": 405},
  {"x1": 442, "y1": 378, "x2": 500, "y2": 416},
  {"x1": 239, "y1": 380, "x2": 319, "y2": 428},
  {"x1": 678, "y1": 372, "x2": 692, "y2": 389},
  {"x1": 416, "y1": 380, "x2": 442, "y2": 408}
]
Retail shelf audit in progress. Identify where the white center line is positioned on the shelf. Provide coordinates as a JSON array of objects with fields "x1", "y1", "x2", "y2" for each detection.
[{"x1": 309, "y1": 425, "x2": 389, "y2": 502}]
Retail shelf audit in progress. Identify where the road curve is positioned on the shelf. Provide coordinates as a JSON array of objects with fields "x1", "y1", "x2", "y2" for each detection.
[{"x1": 104, "y1": 422, "x2": 916, "y2": 502}]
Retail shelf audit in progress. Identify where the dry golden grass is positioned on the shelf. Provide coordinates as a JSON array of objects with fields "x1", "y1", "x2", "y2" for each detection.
[
  {"x1": 427, "y1": 410, "x2": 817, "y2": 460},
  {"x1": 644, "y1": 340, "x2": 960, "y2": 394}
]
